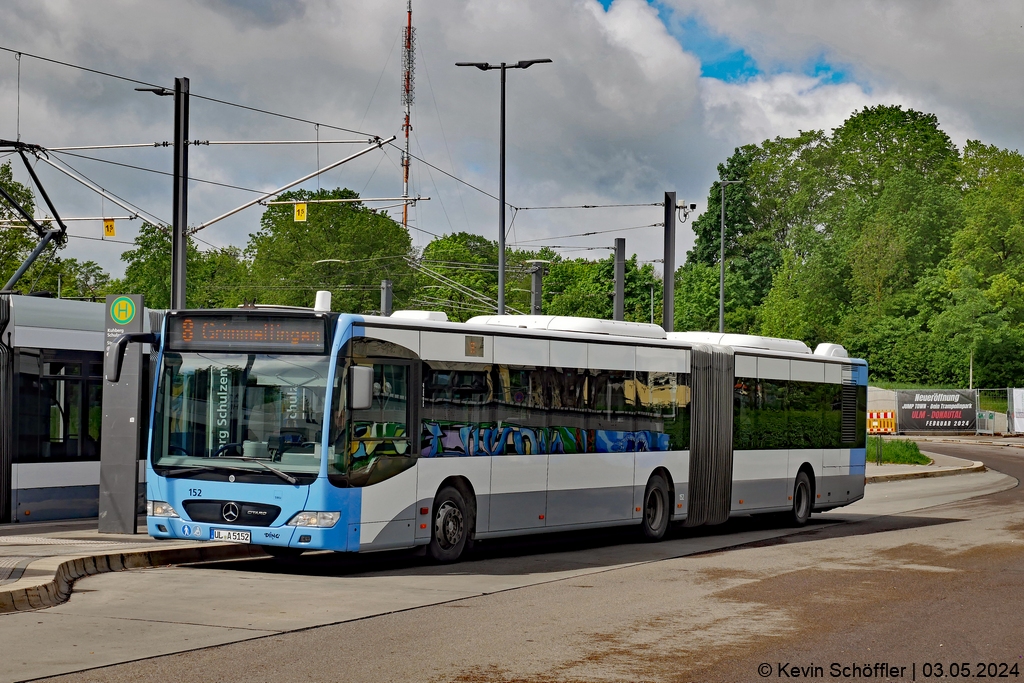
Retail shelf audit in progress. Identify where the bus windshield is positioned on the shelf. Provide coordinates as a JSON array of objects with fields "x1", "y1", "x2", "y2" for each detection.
[{"x1": 152, "y1": 352, "x2": 334, "y2": 479}]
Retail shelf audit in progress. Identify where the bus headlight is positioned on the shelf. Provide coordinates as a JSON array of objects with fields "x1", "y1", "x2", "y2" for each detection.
[
  {"x1": 147, "y1": 501, "x2": 179, "y2": 518},
  {"x1": 286, "y1": 511, "x2": 340, "y2": 528}
]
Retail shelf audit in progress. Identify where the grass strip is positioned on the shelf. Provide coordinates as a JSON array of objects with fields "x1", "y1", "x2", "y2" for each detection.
[{"x1": 867, "y1": 436, "x2": 931, "y2": 465}]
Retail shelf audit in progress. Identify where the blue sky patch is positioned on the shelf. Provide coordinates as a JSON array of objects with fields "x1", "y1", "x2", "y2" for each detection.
[
  {"x1": 649, "y1": 3, "x2": 763, "y2": 82},
  {"x1": 596, "y1": 0, "x2": 856, "y2": 87}
]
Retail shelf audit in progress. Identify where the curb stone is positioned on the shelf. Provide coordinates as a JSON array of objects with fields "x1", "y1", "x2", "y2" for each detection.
[
  {"x1": 865, "y1": 460, "x2": 986, "y2": 484},
  {"x1": 0, "y1": 542, "x2": 263, "y2": 614}
]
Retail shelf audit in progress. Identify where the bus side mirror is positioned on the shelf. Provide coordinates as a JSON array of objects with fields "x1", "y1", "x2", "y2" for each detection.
[
  {"x1": 350, "y1": 366, "x2": 374, "y2": 410},
  {"x1": 105, "y1": 332, "x2": 157, "y2": 382}
]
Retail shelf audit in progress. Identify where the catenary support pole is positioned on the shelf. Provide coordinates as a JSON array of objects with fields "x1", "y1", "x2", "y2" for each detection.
[
  {"x1": 718, "y1": 180, "x2": 743, "y2": 334},
  {"x1": 613, "y1": 237, "x2": 625, "y2": 321},
  {"x1": 498, "y1": 64, "x2": 507, "y2": 315},
  {"x1": 380, "y1": 280, "x2": 393, "y2": 316},
  {"x1": 662, "y1": 191, "x2": 676, "y2": 332},
  {"x1": 526, "y1": 260, "x2": 547, "y2": 315},
  {"x1": 171, "y1": 77, "x2": 189, "y2": 311}
]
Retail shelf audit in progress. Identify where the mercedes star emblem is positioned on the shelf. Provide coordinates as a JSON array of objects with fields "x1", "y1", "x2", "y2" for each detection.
[{"x1": 222, "y1": 502, "x2": 240, "y2": 522}]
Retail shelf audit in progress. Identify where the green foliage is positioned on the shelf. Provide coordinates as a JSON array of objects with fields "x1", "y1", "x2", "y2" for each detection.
[
  {"x1": 0, "y1": 161, "x2": 36, "y2": 286},
  {"x1": 417, "y1": 232, "x2": 503, "y2": 321},
  {"x1": 867, "y1": 437, "x2": 930, "y2": 465},
  {"x1": 114, "y1": 222, "x2": 228, "y2": 308},
  {"x1": 673, "y1": 262, "x2": 717, "y2": 332},
  {"x1": 245, "y1": 188, "x2": 415, "y2": 313},
  {"x1": 546, "y1": 252, "x2": 662, "y2": 324},
  {"x1": 680, "y1": 103, "x2": 1024, "y2": 387},
  {"x1": 0, "y1": 162, "x2": 111, "y2": 299}
]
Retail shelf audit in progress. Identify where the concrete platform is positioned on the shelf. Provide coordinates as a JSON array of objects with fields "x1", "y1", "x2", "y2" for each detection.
[
  {"x1": 0, "y1": 449, "x2": 992, "y2": 616},
  {"x1": 0, "y1": 527, "x2": 259, "y2": 614}
]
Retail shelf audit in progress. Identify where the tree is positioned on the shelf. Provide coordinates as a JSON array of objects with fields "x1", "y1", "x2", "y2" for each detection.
[
  {"x1": 0, "y1": 161, "x2": 41, "y2": 289},
  {"x1": 545, "y1": 252, "x2": 662, "y2": 323},
  {"x1": 0, "y1": 161, "x2": 115, "y2": 298},
  {"x1": 245, "y1": 188, "x2": 415, "y2": 313},
  {"x1": 417, "y1": 232, "x2": 502, "y2": 321}
]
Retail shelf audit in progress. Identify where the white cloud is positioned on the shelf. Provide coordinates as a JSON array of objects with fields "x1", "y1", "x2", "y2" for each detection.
[
  {"x1": 700, "y1": 73, "x2": 878, "y2": 143},
  {"x1": 0, "y1": 0, "x2": 1019, "y2": 285}
]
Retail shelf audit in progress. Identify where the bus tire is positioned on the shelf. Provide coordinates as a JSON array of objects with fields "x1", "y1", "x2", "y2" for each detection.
[
  {"x1": 790, "y1": 471, "x2": 813, "y2": 527},
  {"x1": 640, "y1": 474, "x2": 670, "y2": 541},
  {"x1": 428, "y1": 486, "x2": 470, "y2": 563}
]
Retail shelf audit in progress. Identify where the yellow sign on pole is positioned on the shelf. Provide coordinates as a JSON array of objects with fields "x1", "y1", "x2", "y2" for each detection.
[
  {"x1": 294, "y1": 203, "x2": 307, "y2": 222},
  {"x1": 103, "y1": 219, "x2": 116, "y2": 237}
]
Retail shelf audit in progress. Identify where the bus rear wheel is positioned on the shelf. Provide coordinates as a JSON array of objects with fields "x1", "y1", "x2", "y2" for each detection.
[
  {"x1": 640, "y1": 474, "x2": 670, "y2": 541},
  {"x1": 428, "y1": 486, "x2": 471, "y2": 563},
  {"x1": 789, "y1": 471, "x2": 813, "y2": 527}
]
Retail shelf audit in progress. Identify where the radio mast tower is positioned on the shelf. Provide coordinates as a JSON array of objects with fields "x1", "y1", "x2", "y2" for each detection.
[{"x1": 401, "y1": 0, "x2": 415, "y2": 230}]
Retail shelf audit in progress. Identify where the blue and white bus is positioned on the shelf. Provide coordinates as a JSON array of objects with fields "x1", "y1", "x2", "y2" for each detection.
[{"x1": 109, "y1": 293, "x2": 867, "y2": 562}]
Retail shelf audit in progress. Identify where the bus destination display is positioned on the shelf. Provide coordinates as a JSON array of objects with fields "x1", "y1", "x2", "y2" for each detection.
[{"x1": 167, "y1": 315, "x2": 327, "y2": 353}]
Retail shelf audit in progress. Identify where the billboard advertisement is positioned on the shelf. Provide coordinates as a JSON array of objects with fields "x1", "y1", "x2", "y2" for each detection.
[
  {"x1": 1009, "y1": 388, "x2": 1024, "y2": 433},
  {"x1": 896, "y1": 389, "x2": 977, "y2": 433}
]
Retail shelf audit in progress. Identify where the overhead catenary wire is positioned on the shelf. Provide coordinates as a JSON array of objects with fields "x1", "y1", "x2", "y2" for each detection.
[
  {"x1": 417, "y1": 37, "x2": 471, "y2": 232},
  {"x1": 51, "y1": 150, "x2": 267, "y2": 194},
  {"x1": 2, "y1": 215, "x2": 137, "y2": 223},
  {"x1": 516, "y1": 222, "x2": 664, "y2": 244},
  {"x1": 190, "y1": 135, "x2": 396, "y2": 234},
  {"x1": 516, "y1": 202, "x2": 663, "y2": 210},
  {"x1": 263, "y1": 196, "x2": 430, "y2": 205},
  {"x1": 31, "y1": 153, "x2": 160, "y2": 225},
  {"x1": 0, "y1": 45, "x2": 379, "y2": 138},
  {"x1": 45, "y1": 140, "x2": 373, "y2": 152},
  {"x1": 389, "y1": 143, "x2": 511, "y2": 207}
]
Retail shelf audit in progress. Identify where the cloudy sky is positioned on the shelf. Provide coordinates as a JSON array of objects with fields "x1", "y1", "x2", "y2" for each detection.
[{"x1": 1, "y1": 0, "x2": 1022, "y2": 280}]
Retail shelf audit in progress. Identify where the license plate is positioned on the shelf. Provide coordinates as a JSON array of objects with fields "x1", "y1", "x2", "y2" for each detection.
[{"x1": 211, "y1": 528, "x2": 251, "y2": 543}]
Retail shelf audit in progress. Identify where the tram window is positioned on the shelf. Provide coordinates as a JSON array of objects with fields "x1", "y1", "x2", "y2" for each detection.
[{"x1": 14, "y1": 352, "x2": 103, "y2": 463}]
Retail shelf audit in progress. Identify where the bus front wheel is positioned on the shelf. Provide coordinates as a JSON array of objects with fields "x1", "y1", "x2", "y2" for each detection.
[
  {"x1": 428, "y1": 486, "x2": 471, "y2": 563},
  {"x1": 640, "y1": 474, "x2": 670, "y2": 541},
  {"x1": 790, "y1": 471, "x2": 813, "y2": 527}
]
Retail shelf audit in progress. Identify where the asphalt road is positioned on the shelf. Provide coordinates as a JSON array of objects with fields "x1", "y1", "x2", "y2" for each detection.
[{"x1": 17, "y1": 443, "x2": 1024, "y2": 683}]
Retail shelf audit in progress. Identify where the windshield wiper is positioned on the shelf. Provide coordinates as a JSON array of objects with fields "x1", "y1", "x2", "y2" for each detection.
[
  {"x1": 214, "y1": 456, "x2": 298, "y2": 485},
  {"x1": 161, "y1": 463, "x2": 248, "y2": 477}
]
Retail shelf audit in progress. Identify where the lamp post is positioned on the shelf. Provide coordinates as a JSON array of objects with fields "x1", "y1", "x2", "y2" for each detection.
[
  {"x1": 136, "y1": 77, "x2": 189, "y2": 310},
  {"x1": 718, "y1": 179, "x2": 743, "y2": 334},
  {"x1": 456, "y1": 58, "x2": 552, "y2": 315}
]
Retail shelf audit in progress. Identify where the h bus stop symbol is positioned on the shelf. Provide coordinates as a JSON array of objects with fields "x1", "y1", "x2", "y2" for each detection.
[{"x1": 110, "y1": 296, "x2": 136, "y2": 326}]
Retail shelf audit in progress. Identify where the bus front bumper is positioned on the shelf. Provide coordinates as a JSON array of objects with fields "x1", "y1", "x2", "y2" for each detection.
[{"x1": 146, "y1": 516, "x2": 356, "y2": 551}]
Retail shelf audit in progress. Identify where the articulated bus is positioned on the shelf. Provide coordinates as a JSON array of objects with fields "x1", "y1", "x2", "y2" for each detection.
[{"x1": 108, "y1": 293, "x2": 867, "y2": 562}]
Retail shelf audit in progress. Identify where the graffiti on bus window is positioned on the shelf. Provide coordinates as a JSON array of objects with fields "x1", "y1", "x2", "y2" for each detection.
[{"x1": 420, "y1": 421, "x2": 672, "y2": 457}]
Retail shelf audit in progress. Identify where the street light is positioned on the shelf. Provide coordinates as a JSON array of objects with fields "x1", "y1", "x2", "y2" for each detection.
[
  {"x1": 718, "y1": 179, "x2": 743, "y2": 334},
  {"x1": 136, "y1": 78, "x2": 189, "y2": 310},
  {"x1": 456, "y1": 58, "x2": 552, "y2": 315}
]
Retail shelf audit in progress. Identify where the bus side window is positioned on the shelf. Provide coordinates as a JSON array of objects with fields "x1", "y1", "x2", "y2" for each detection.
[{"x1": 347, "y1": 363, "x2": 414, "y2": 486}]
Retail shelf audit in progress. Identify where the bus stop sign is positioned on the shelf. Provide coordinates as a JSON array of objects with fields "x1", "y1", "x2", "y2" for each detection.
[{"x1": 99, "y1": 294, "x2": 145, "y2": 534}]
